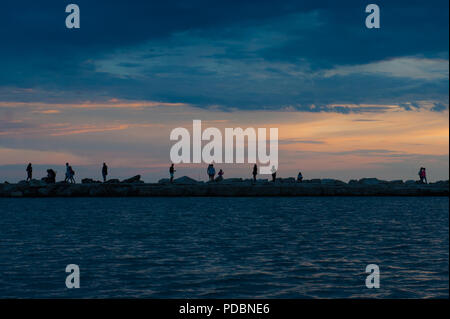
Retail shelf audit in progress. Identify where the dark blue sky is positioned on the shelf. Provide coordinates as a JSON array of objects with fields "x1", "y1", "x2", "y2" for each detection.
[{"x1": 0, "y1": 0, "x2": 448, "y2": 111}]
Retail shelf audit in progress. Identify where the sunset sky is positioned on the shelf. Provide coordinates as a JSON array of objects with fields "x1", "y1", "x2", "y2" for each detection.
[{"x1": 0, "y1": 0, "x2": 448, "y2": 182}]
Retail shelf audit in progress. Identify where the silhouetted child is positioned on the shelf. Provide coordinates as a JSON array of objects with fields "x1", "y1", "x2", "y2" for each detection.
[
  {"x1": 26, "y1": 163, "x2": 32, "y2": 181},
  {"x1": 271, "y1": 165, "x2": 277, "y2": 182},
  {"x1": 216, "y1": 169, "x2": 224, "y2": 181},
  {"x1": 297, "y1": 171, "x2": 303, "y2": 182}
]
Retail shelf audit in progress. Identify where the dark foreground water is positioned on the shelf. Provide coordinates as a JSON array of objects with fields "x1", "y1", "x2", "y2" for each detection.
[{"x1": 0, "y1": 197, "x2": 448, "y2": 298}]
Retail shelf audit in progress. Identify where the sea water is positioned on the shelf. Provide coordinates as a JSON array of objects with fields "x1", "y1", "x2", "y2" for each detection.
[{"x1": 0, "y1": 197, "x2": 448, "y2": 298}]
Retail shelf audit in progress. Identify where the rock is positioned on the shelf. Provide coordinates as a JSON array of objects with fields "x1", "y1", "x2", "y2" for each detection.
[
  {"x1": 388, "y1": 180, "x2": 404, "y2": 185},
  {"x1": 121, "y1": 175, "x2": 141, "y2": 183},
  {"x1": 82, "y1": 178, "x2": 101, "y2": 184},
  {"x1": 405, "y1": 180, "x2": 417, "y2": 185},
  {"x1": 223, "y1": 178, "x2": 243, "y2": 183},
  {"x1": 348, "y1": 179, "x2": 358, "y2": 185},
  {"x1": 11, "y1": 191, "x2": 23, "y2": 197},
  {"x1": 158, "y1": 178, "x2": 170, "y2": 184},
  {"x1": 359, "y1": 178, "x2": 382, "y2": 185},
  {"x1": 29, "y1": 179, "x2": 47, "y2": 187},
  {"x1": 280, "y1": 177, "x2": 296, "y2": 183},
  {"x1": 174, "y1": 176, "x2": 199, "y2": 185},
  {"x1": 38, "y1": 188, "x2": 51, "y2": 196},
  {"x1": 105, "y1": 179, "x2": 120, "y2": 184},
  {"x1": 321, "y1": 179, "x2": 346, "y2": 185}
]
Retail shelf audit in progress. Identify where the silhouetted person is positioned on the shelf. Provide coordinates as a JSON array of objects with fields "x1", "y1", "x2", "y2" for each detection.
[
  {"x1": 216, "y1": 169, "x2": 224, "y2": 181},
  {"x1": 297, "y1": 171, "x2": 303, "y2": 182},
  {"x1": 207, "y1": 164, "x2": 216, "y2": 181},
  {"x1": 26, "y1": 163, "x2": 32, "y2": 181},
  {"x1": 68, "y1": 165, "x2": 75, "y2": 184},
  {"x1": 419, "y1": 167, "x2": 428, "y2": 184},
  {"x1": 252, "y1": 164, "x2": 258, "y2": 182},
  {"x1": 169, "y1": 163, "x2": 176, "y2": 183},
  {"x1": 43, "y1": 169, "x2": 56, "y2": 184},
  {"x1": 102, "y1": 163, "x2": 108, "y2": 182},
  {"x1": 65, "y1": 163, "x2": 70, "y2": 183},
  {"x1": 271, "y1": 165, "x2": 277, "y2": 182}
]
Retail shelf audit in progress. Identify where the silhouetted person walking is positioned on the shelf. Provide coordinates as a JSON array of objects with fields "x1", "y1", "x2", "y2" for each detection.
[
  {"x1": 419, "y1": 167, "x2": 428, "y2": 184},
  {"x1": 67, "y1": 164, "x2": 75, "y2": 184},
  {"x1": 102, "y1": 163, "x2": 108, "y2": 182},
  {"x1": 26, "y1": 163, "x2": 32, "y2": 181},
  {"x1": 252, "y1": 164, "x2": 258, "y2": 182},
  {"x1": 169, "y1": 163, "x2": 176, "y2": 183}
]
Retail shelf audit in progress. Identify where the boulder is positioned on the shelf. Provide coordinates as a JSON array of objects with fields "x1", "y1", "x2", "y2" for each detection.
[
  {"x1": 222, "y1": 178, "x2": 243, "y2": 183},
  {"x1": 81, "y1": 178, "x2": 101, "y2": 184},
  {"x1": 359, "y1": 178, "x2": 382, "y2": 185},
  {"x1": 105, "y1": 179, "x2": 120, "y2": 184},
  {"x1": 11, "y1": 191, "x2": 23, "y2": 197},
  {"x1": 388, "y1": 180, "x2": 404, "y2": 185},
  {"x1": 121, "y1": 175, "x2": 141, "y2": 183},
  {"x1": 174, "y1": 176, "x2": 199, "y2": 185},
  {"x1": 280, "y1": 177, "x2": 296, "y2": 183},
  {"x1": 158, "y1": 178, "x2": 170, "y2": 184},
  {"x1": 29, "y1": 179, "x2": 47, "y2": 187},
  {"x1": 321, "y1": 179, "x2": 346, "y2": 186}
]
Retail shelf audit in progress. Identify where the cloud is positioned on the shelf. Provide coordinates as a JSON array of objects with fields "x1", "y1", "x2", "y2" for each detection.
[
  {"x1": 0, "y1": 1, "x2": 448, "y2": 111},
  {"x1": 323, "y1": 57, "x2": 449, "y2": 80}
]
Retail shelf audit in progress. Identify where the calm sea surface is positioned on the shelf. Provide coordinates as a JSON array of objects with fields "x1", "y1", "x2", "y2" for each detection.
[{"x1": 0, "y1": 197, "x2": 448, "y2": 298}]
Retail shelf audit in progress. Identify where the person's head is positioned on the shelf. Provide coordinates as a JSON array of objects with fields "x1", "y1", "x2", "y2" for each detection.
[
  {"x1": 66, "y1": 162, "x2": 69, "y2": 166},
  {"x1": 171, "y1": 163, "x2": 174, "y2": 167}
]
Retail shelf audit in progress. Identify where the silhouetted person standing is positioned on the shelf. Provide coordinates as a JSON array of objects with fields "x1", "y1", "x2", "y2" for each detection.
[
  {"x1": 252, "y1": 164, "x2": 258, "y2": 182},
  {"x1": 271, "y1": 165, "x2": 277, "y2": 182},
  {"x1": 65, "y1": 163, "x2": 70, "y2": 183},
  {"x1": 207, "y1": 164, "x2": 216, "y2": 181},
  {"x1": 102, "y1": 163, "x2": 108, "y2": 182},
  {"x1": 169, "y1": 163, "x2": 176, "y2": 183},
  {"x1": 26, "y1": 163, "x2": 32, "y2": 181},
  {"x1": 297, "y1": 171, "x2": 303, "y2": 182}
]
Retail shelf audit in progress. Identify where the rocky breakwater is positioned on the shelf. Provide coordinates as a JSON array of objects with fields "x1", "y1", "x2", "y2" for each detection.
[{"x1": 0, "y1": 176, "x2": 448, "y2": 197}]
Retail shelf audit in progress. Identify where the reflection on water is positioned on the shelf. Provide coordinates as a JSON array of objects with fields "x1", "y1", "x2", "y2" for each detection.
[{"x1": 0, "y1": 196, "x2": 448, "y2": 298}]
